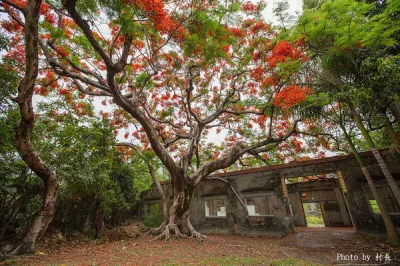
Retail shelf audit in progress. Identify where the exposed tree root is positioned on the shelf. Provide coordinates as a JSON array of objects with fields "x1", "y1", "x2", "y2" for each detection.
[
  {"x1": 154, "y1": 223, "x2": 188, "y2": 242},
  {"x1": 145, "y1": 221, "x2": 166, "y2": 236},
  {"x1": 188, "y1": 229, "x2": 208, "y2": 241},
  {"x1": 148, "y1": 221, "x2": 208, "y2": 242},
  {"x1": 186, "y1": 220, "x2": 208, "y2": 241}
]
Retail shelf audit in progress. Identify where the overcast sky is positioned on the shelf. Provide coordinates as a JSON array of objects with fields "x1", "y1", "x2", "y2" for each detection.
[{"x1": 263, "y1": 0, "x2": 303, "y2": 24}]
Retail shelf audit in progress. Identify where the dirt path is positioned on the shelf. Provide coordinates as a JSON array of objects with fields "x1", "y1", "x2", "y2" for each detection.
[
  {"x1": 280, "y1": 227, "x2": 400, "y2": 265},
  {"x1": 2, "y1": 227, "x2": 399, "y2": 265}
]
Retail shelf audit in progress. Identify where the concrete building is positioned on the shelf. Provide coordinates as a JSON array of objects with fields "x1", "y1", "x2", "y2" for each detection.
[{"x1": 141, "y1": 151, "x2": 400, "y2": 237}]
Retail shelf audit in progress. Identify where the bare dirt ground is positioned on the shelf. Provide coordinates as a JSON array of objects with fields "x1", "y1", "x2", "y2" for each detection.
[
  {"x1": 281, "y1": 227, "x2": 400, "y2": 265},
  {"x1": 2, "y1": 227, "x2": 399, "y2": 265}
]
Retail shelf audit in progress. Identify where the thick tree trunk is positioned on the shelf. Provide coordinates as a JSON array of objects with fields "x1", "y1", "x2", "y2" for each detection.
[
  {"x1": 150, "y1": 182, "x2": 206, "y2": 241},
  {"x1": 10, "y1": 177, "x2": 57, "y2": 254},
  {"x1": 11, "y1": 93, "x2": 58, "y2": 254},
  {"x1": 347, "y1": 101, "x2": 400, "y2": 207},
  {"x1": 340, "y1": 123, "x2": 400, "y2": 245},
  {"x1": 9, "y1": 0, "x2": 59, "y2": 255}
]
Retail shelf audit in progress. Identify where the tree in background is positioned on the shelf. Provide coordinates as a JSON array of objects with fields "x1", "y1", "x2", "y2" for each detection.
[
  {"x1": 303, "y1": 96, "x2": 400, "y2": 245},
  {"x1": 37, "y1": 107, "x2": 152, "y2": 238},
  {"x1": 290, "y1": 0, "x2": 400, "y2": 244},
  {"x1": 0, "y1": 84, "x2": 154, "y2": 248}
]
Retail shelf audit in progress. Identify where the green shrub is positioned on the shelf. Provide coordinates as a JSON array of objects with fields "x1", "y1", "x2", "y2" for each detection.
[
  {"x1": 15, "y1": 194, "x2": 43, "y2": 237},
  {"x1": 143, "y1": 204, "x2": 163, "y2": 228}
]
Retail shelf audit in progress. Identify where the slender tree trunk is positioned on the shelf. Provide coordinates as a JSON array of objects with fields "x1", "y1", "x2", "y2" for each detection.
[
  {"x1": 94, "y1": 199, "x2": 104, "y2": 238},
  {"x1": 340, "y1": 123, "x2": 400, "y2": 245},
  {"x1": 9, "y1": 0, "x2": 59, "y2": 255},
  {"x1": 148, "y1": 166, "x2": 168, "y2": 222},
  {"x1": 347, "y1": 101, "x2": 400, "y2": 207},
  {"x1": 119, "y1": 143, "x2": 170, "y2": 223}
]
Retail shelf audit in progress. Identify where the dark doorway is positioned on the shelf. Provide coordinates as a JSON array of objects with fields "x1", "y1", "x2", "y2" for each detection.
[{"x1": 321, "y1": 200, "x2": 344, "y2": 226}]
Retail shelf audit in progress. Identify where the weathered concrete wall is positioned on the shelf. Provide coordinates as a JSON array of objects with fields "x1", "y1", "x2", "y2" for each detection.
[
  {"x1": 190, "y1": 172, "x2": 292, "y2": 236},
  {"x1": 141, "y1": 151, "x2": 400, "y2": 238},
  {"x1": 140, "y1": 174, "x2": 292, "y2": 236}
]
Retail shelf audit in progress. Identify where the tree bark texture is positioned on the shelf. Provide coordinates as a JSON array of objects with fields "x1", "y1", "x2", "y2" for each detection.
[
  {"x1": 149, "y1": 178, "x2": 205, "y2": 241},
  {"x1": 9, "y1": 0, "x2": 59, "y2": 255}
]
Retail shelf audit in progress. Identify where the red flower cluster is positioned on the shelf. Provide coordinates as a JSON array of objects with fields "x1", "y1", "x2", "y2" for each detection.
[
  {"x1": 2, "y1": 0, "x2": 27, "y2": 9},
  {"x1": 1, "y1": 20, "x2": 23, "y2": 32},
  {"x1": 268, "y1": 41, "x2": 303, "y2": 68},
  {"x1": 55, "y1": 46, "x2": 69, "y2": 58},
  {"x1": 73, "y1": 102, "x2": 87, "y2": 116},
  {"x1": 229, "y1": 27, "x2": 245, "y2": 38},
  {"x1": 250, "y1": 66, "x2": 263, "y2": 81},
  {"x1": 40, "y1": 3, "x2": 50, "y2": 14},
  {"x1": 132, "y1": 40, "x2": 145, "y2": 49},
  {"x1": 128, "y1": 0, "x2": 185, "y2": 40},
  {"x1": 58, "y1": 88, "x2": 69, "y2": 95},
  {"x1": 261, "y1": 76, "x2": 278, "y2": 87},
  {"x1": 34, "y1": 86, "x2": 49, "y2": 96},
  {"x1": 58, "y1": 88, "x2": 73, "y2": 102},
  {"x1": 62, "y1": 18, "x2": 75, "y2": 28},
  {"x1": 44, "y1": 13, "x2": 56, "y2": 24},
  {"x1": 242, "y1": 1, "x2": 258, "y2": 13},
  {"x1": 251, "y1": 21, "x2": 269, "y2": 34},
  {"x1": 274, "y1": 85, "x2": 313, "y2": 110}
]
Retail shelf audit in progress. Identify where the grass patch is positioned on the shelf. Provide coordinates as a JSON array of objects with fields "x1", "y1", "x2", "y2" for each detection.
[
  {"x1": 305, "y1": 215, "x2": 324, "y2": 226},
  {"x1": 2, "y1": 257, "x2": 22, "y2": 265}
]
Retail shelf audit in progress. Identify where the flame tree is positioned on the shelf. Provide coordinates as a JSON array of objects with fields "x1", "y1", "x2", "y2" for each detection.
[{"x1": 1, "y1": 0, "x2": 313, "y2": 243}]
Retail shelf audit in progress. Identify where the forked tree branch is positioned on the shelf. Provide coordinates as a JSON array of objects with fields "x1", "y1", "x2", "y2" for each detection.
[
  {"x1": 62, "y1": 0, "x2": 113, "y2": 67},
  {"x1": 192, "y1": 119, "x2": 301, "y2": 185}
]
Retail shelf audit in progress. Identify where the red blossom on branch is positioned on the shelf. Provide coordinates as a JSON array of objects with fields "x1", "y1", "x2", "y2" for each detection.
[
  {"x1": 268, "y1": 40, "x2": 305, "y2": 68},
  {"x1": 274, "y1": 85, "x2": 313, "y2": 110},
  {"x1": 242, "y1": 1, "x2": 258, "y2": 13}
]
